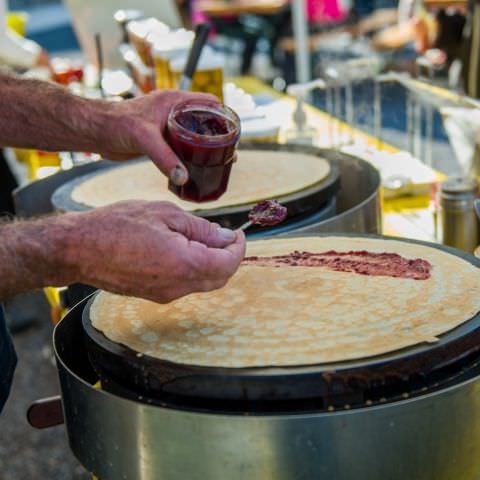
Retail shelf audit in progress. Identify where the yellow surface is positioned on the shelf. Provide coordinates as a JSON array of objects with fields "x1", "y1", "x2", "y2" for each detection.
[
  {"x1": 7, "y1": 12, "x2": 27, "y2": 36},
  {"x1": 382, "y1": 194, "x2": 431, "y2": 212},
  {"x1": 407, "y1": 77, "x2": 476, "y2": 107},
  {"x1": 13, "y1": 149, "x2": 61, "y2": 180},
  {"x1": 43, "y1": 287, "x2": 67, "y2": 324}
]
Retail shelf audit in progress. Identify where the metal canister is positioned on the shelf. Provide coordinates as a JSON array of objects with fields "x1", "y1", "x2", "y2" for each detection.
[{"x1": 439, "y1": 177, "x2": 479, "y2": 252}]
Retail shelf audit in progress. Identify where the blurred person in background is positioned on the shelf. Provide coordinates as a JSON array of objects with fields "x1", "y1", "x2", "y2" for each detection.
[
  {"x1": 190, "y1": 0, "x2": 349, "y2": 75},
  {"x1": 361, "y1": 0, "x2": 477, "y2": 98},
  {"x1": 352, "y1": 0, "x2": 420, "y2": 50},
  {"x1": 412, "y1": 1, "x2": 478, "y2": 98}
]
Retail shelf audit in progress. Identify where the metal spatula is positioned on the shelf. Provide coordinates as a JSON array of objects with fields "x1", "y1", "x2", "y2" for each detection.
[{"x1": 179, "y1": 23, "x2": 210, "y2": 92}]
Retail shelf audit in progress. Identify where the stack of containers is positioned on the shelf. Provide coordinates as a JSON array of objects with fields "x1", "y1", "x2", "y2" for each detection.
[
  {"x1": 126, "y1": 20, "x2": 227, "y2": 104},
  {"x1": 170, "y1": 46, "x2": 225, "y2": 101},
  {"x1": 126, "y1": 18, "x2": 170, "y2": 67},
  {"x1": 151, "y1": 29, "x2": 194, "y2": 90}
]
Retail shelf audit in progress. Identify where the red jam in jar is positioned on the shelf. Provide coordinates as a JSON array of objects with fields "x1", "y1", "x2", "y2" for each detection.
[{"x1": 167, "y1": 99, "x2": 241, "y2": 202}]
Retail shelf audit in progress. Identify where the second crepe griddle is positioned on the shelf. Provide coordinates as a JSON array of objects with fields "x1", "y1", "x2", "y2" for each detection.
[
  {"x1": 82, "y1": 234, "x2": 480, "y2": 411},
  {"x1": 51, "y1": 144, "x2": 341, "y2": 229}
]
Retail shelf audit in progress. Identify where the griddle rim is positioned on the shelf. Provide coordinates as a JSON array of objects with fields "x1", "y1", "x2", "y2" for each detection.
[{"x1": 82, "y1": 233, "x2": 480, "y2": 380}]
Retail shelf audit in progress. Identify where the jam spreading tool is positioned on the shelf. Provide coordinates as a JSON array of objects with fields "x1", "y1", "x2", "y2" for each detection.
[{"x1": 240, "y1": 200, "x2": 288, "y2": 231}]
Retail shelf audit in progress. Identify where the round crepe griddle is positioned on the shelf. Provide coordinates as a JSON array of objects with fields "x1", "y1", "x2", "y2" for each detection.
[
  {"x1": 82, "y1": 234, "x2": 480, "y2": 409},
  {"x1": 51, "y1": 144, "x2": 341, "y2": 229}
]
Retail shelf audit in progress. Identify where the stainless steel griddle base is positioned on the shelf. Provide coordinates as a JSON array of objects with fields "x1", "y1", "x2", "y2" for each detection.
[{"x1": 56, "y1": 300, "x2": 480, "y2": 480}]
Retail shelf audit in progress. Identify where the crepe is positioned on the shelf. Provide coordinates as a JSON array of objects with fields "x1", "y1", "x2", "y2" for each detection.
[
  {"x1": 71, "y1": 150, "x2": 331, "y2": 211},
  {"x1": 90, "y1": 237, "x2": 480, "y2": 368}
]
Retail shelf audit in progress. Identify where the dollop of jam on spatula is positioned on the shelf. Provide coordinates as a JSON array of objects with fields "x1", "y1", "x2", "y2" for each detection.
[{"x1": 240, "y1": 200, "x2": 288, "y2": 231}]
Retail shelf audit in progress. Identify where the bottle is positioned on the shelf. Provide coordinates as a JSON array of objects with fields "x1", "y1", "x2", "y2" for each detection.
[{"x1": 439, "y1": 177, "x2": 479, "y2": 252}]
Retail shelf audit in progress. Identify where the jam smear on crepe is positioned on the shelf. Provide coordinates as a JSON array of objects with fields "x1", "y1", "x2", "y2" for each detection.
[{"x1": 243, "y1": 250, "x2": 432, "y2": 280}]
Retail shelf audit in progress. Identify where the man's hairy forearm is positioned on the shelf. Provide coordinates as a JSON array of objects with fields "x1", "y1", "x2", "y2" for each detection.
[
  {"x1": 0, "y1": 216, "x2": 75, "y2": 299},
  {"x1": 0, "y1": 72, "x2": 117, "y2": 153}
]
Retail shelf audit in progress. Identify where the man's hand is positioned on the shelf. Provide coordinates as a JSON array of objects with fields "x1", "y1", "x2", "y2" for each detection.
[
  {"x1": 68, "y1": 201, "x2": 245, "y2": 302},
  {"x1": 0, "y1": 73, "x2": 219, "y2": 186},
  {"x1": 0, "y1": 201, "x2": 246, "y2": 303},
  {"x1": 97, "y1": 90, "x2": 220, "y2": 186}
]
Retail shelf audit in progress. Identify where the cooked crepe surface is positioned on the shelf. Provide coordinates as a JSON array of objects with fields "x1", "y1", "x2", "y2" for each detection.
[
  {"x1": 71, "y1": 150, "x2": 331, "y2": 210},
  {"x1": 91, "y1": 237, "x2": 480, "y2": 368}
]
